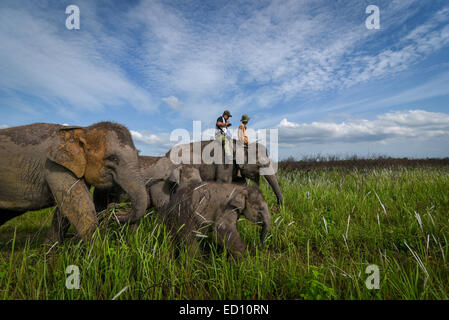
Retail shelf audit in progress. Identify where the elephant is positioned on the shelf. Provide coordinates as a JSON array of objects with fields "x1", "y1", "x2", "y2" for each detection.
[
  {"x1": 162, "y1": 182, "x2": 271, "y2": 258},
  {"x1": 93, "y1": 155, "x2": 202, "y2": 212},
  {"x1": 166, "y1": 139, "x2": 283, "y2": 206},
  {"x1": 0, "y1": 122, "x2": 148, "y2": 243},
  {"x1": 143, "y1": 156, "x2": 202, "y2": 210},
  {"x1": 92, "y1": 155, "x2": 160, "y2": 213},
  {"x1": 51, "y1": 155, "x2": 202, "y2": 242}
]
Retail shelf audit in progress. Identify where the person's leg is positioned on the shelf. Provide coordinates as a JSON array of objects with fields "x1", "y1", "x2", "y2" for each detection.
[
  {"x1": 224, "y1": 137, "x2": 232, "y2": 161},
  {"x1": 237, "y1": 167, "x2": 242, "y2": 178}
]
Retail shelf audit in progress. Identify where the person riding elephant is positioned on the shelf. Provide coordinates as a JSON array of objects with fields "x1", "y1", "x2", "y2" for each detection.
[
  {"x1": 236, "y1": 114, "x2": 250, "y2": 178},
  {"x1": 238, "y1": 114, "x2": 250, "y2": 146},
  {"x1": 215, "y1": 109, "x2": 233, "y2": 163},
  {"x1": 0, "y1": 122, "x2": 148, "y2": 243},
  {"x1": 166, "y1": 139, "x2": 283, "y2": 206}
]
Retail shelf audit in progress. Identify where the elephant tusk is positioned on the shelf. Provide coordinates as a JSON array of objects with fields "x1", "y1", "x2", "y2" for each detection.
[
  {"x1": 194, "y1": 183, "x2": 208, "y2": 190},
  {"x1": 228, "y1": 187, "x2": 236, "y2": 199}
]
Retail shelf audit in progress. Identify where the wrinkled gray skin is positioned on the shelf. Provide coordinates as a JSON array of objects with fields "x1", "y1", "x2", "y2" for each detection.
[
  {"x1": 163, "y1": 182, "x2": 271, "y2": 258},
  {"x1": 93, "y1": 156, "x2": 202, "y2": 212},
  {"x1": 144, "y1": 157, "x2": 202, "y2": 210},
  {"x1": 0, "y1": 122, "x2": 148, "y2": 243},
  {"x1": 93, "y1": 156, "x2": 159, "y2": 213},
  {"x1": 166, "y1": 140, "x2": 283, "y2": 206}
]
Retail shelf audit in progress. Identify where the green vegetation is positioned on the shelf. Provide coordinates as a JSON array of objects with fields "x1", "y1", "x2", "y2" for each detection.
[{"x1": 1, "y1": 166, "x2": 448, "y2": 299}]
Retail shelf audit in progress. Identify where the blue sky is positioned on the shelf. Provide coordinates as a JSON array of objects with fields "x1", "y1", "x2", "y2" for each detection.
[{"x1": 1, "y1": 0, "x2": 449, "y2": 159}]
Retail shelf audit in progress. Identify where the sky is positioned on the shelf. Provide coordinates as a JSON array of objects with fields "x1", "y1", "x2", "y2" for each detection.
[{"x1": 0, "y1": 0, "x2": 448, "y2": 159}]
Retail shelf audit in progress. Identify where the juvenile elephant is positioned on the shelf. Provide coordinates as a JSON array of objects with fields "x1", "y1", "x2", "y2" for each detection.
[
  {"x1": 163, "y1": 182, "x2": 271, "y2": 258},
  {"x1": 142, "y1": 156, "x2": 202, "y2": 210},
  {"x1": 93, "y1": 156, "x2": 202, "y2": 212},
  {"x1": 166, "y1": 139, "x2": 283, "y2": 206},
  {"x1": 92, "y1": 155, "x2": 160, "y2": 213},
  {"x1": 0, "y1": 122, "x2": 148, "y2": 243}
]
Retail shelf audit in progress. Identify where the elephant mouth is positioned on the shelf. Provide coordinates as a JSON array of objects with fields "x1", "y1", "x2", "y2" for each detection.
[
  {"x1": 93, "y1": 177, "x2": 114, "y2": 190},
  {"x1": 90, "y1": 170, "x2": 115, "y2": 188}
]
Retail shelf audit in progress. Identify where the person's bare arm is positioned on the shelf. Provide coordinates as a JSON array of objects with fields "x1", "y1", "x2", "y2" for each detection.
[
  {"x1": 238, "y1": 124, "x2": 244, "y2": 142},
  {"x1": 217, "y1": 121, "x2": 231, "y2": 127}
]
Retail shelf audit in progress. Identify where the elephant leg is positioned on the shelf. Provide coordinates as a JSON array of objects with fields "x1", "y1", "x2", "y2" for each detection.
[
  {"x1": 215, "y1": 221, "x2": 246, "y2": 258},
  {"x1": 93, "y1": 188, "x2": 110, "y2": 213},
  {"x1": 184, "y1": 238, "x2": 202, "y2": 263},
  {"x1": 46, "y1": 208, "x2": 71, "y2": 244},
  {"x1": 253, "y1": 174, "x2": 260, "y2": 186},
  {"x1": 45, "y1": 163, "x2": 98, "y2": 242}
]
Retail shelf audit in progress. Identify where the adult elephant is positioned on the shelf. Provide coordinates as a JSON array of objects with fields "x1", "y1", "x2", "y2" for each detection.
[
  {"x1": 166, "y1": 139, "x2": 283, "y2": 206},
  {"x1": 0, "y1": 122, "x2": 148, "y2": 242}
]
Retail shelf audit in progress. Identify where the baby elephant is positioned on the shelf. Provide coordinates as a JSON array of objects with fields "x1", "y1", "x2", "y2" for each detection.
[{"x1": 163, "y1": 182, "x2": 271, "y2": 258}]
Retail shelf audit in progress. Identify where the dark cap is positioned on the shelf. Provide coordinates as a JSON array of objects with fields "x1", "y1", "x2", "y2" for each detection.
[
  {"x1": 240, "y1": 114, "x2": 250, "y2": 122},
  {"x1": 223, "y1": 110, "x2": 232, "y2": 117}
]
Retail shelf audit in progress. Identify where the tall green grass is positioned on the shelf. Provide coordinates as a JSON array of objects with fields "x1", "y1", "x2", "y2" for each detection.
[{"x1": 1, "y1": 166, "x2": 448, "y2": 299}]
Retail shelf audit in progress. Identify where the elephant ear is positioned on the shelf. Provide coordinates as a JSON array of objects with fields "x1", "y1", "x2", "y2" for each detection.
[
  {"x1": 168, "y1": 166, "x2": 181, "y2": 185},
  {"x1": 227, "y1": 189, "x2": 248, "y2": 213},
  {"x1": 147, "y1": 158, "x2": 175, "y2": 181},
  {"x1": 47, "y1": 126, "x2": 87, "y2": 178}
]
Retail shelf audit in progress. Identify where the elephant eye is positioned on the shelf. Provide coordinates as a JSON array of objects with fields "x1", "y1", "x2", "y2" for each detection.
[{"x1": 105, "y1": 155, "x2": 120, "y2": 165}]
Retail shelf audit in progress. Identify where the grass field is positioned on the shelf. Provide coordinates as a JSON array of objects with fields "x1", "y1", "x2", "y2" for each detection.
[{"x1": 1, "y1": 164, "x2": 448, "y2": 299}]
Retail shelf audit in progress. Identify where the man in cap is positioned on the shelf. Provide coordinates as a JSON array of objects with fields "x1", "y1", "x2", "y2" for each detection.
[{"x1": 216, "y1": 109, "x2": 233, "y2": 161}]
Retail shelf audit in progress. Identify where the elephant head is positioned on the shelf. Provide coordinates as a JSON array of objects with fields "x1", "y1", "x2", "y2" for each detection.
[
  {"x1": 234, "y1": 141, "x2": 283, "y2": 206},
  {"x1": 168, "y1": 165, "x2": 202, "y2": 188},
  {"x1": 228, "y1": 186, "x2": 271, "y2": 246},
  {"x1": 47, "y1": 122, "x2": 148, "y2": 223},
  {"x1": 140, "y1": 156, "x2": 203, "y2": 210}
]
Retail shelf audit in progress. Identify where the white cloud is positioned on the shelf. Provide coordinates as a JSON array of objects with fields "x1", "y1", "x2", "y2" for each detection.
[
  {"x1": 343, "y1": 8, "x2": 449, "y2": 88},
  {"x1": 277, "y1": 110, "x2": 449, "y2": 145},
  {"x1": 0, "y1": 125, "x2": 9, "y2": 129},
  {"x1": 130, "y1": 130, "x2": 161, "y2": 145},
  {"x1": 162, "y1": 96, "x2": 181, "y2": 109},
  {"x1": 130, "y1": 129, "x2": 177, "y2": 156},
  {"x1": 125, "y1": 0, "x2": 449, "y2": 117},
  {"x1": 0, "y1": 6, "x2": 156, "y2": 117},
  {"x1": 279, "y1": 118, "x2": 299, "y2": 128},
  {"x1": 378, "y1": 110, "x2": 449, "y2": 128}
]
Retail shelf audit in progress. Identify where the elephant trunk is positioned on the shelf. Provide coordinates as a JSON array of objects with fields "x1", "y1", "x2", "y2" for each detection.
[
  {"x1": 260, "y1": 205, "x2": 271, "y2": 247},
  {"x1": 264, "y1": 174, "x2": 283, "y2": 206},
  {"x1": 114, "y1": 166, "x2": 149, "y2": 223}
]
